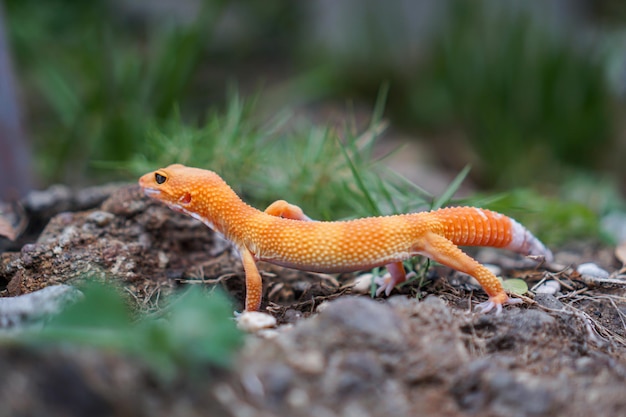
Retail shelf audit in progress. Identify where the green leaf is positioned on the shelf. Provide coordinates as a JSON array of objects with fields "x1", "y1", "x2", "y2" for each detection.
[
  {"x1": 502, "y1": 278, "x2": 528, "y2": 295},
  {"x1": 166, "y1": 287, "x2": 243, "y2": 367},
  {"x1": 47, "y1": 281, "x2": 131, "y2": 329},
  {"x1": 18, "y1": 281, "x2": 243, "y2": 379}
]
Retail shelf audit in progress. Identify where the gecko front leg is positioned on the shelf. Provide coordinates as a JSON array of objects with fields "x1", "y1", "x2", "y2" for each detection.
[
  {"x1": 240, "y1": 247, "x2": 263, "y2": 311},
  {"x1": 233, "y1": 200, "x2": 314, "y2": 312}
]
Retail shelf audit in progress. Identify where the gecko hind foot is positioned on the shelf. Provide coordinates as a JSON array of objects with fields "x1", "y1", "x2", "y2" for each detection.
[
  {"x1": 374, "y1": 271, "x2": 416, "y2": 297},
  {"x1": 374, "y1": 275, "x2": 394, "y2": 297},
  {"x1": 475, "y1": 295, "x2": 523, "y2": 314}
]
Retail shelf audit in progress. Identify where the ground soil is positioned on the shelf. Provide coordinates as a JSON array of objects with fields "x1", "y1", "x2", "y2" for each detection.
[{"x1": 1, "y1": 184, "x2": 626, "y2": 417}]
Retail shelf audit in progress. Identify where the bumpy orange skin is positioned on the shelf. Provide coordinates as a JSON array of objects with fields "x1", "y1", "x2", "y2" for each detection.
[{"x1": 139, "y1": 164, "x2": 552, "y2": 312}]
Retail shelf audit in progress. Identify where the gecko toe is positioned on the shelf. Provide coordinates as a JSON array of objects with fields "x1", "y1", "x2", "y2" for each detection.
[
  {"x1": 475, "y1": 300, "x2": 496, "y2": 314},
  {"x1": 374, "y1": 274, "x2": 394, "y2": 297},
  {"x1": 475, "y1": 295, "x2": 523, "y2": 314}
]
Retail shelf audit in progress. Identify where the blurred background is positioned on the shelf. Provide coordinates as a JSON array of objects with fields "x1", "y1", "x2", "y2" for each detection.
[{"x1": 2, "y1": 0, "x2": 626, "y2": 244}]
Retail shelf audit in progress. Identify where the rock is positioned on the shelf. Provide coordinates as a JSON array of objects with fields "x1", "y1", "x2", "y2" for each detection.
[
  {"x1": 533, "y1": 294, "x2": 566, "y2": 311},
  {"x1": 0, "y1": 285, "x2": 82, "y2": 329},
  {"x1": 310, "y1": 296, "x2": 405, "y2": 347},
  {"x1": 0, "y1": 186, "x2": 229, "y2": 304},
  {"x1": 23, "y1": 185, "x2": 73, "y2": 214}
]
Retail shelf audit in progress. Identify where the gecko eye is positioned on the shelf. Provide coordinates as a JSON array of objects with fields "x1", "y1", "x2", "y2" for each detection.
[{"x1": 155, "y1": 173, "x2": 167, "y2": 184}]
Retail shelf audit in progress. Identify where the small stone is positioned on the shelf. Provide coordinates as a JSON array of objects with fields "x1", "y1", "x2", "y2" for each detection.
[
  {"x1": 86, "y1": 211, "x2": 115, "y2": 227},
  {"x1": 237, "y1": 311, "x2": 277, "y2": 332},
  {"x1": 315, "y1": 301, "x2": 330, "y2": 313},
  {"x1": 157, "y1": 251, "x2": 169, "y2": 269},
  {"x1": 484, "y1": 263, "x2": 502, "y2": 276},
  {"x1": 533, "y1": 280, "x2": 561, "y2": 295},
  {"x1": 577, "y1": 263, "x2": 609, "y2": 279},
  {"x1": 351, "y1": 273, "x2": 375, "y2": 294}
]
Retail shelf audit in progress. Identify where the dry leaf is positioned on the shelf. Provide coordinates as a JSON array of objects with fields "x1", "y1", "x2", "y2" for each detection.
[
  {"x1": 0, "y1": 202, "x2": 27, "y2": 241},
  {"x1": 0, "y1": 217, "x2": 17, "y2": 240}
]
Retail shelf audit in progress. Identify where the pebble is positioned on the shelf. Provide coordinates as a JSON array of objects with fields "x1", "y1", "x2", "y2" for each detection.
[
  {"x1": 157, "y1": 251, "x2": 169, "y2": 269},
  {"x1": 577, "y1": 263, "x2": 609, "y2": 279},
  {"x1": 484, "y1": 263, "x2": 502, "y2": 276},
  {"x1": 351, "y1": 273, "x2": 375, "y2": 294},
  {"x1": 315, "y1": 301, "x2": 330, "y2": 313},
  {"x1": 533, "y1": 280, "x2": 561, "y2": 295},
  {"x1": 237, "y1": 311, "x2": 277, "y2": 332},
  {"x1": 86, "y1": 210, "x2": 115, "y2": 227}
]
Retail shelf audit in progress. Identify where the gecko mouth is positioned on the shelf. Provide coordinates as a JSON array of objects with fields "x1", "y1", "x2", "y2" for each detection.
[{"x1": 143, "y1": 188, "x2": 162, "y2": 197}]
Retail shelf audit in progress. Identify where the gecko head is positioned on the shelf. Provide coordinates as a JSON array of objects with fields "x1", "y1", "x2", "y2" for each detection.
[{"x1": 138, "y1": 164, "x2": 220, "y2": 213}]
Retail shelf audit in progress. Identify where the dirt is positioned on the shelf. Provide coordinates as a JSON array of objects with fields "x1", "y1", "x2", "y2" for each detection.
[{"x1": 1, "y1": 185, "x2": 626, "y2": 417}]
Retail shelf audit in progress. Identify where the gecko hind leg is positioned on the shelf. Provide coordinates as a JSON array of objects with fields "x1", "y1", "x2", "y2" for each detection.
[{"x1": 412, "y1": 232, "x2": 521, "y2": 313}]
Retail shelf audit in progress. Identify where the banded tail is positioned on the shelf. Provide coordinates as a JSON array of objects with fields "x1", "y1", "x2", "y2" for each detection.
[{"x1": 430, "y1": 207, "x2": 553, "y2": 262}]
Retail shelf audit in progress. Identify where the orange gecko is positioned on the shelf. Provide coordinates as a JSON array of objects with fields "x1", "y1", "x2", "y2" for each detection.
[{"x1": 139, "y1": 164, "x2": 553, "y2": 313}]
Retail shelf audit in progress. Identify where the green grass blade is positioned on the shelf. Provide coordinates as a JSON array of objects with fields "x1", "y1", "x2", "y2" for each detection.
[
  {"x1": 432, "y1": 165, "x2": 471, "y2": 210},
  {"x1": 338, "y1": 138, "x2": 382, "y2": 217}
]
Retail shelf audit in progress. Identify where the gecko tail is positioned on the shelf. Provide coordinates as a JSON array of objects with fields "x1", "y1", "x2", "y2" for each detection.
[
  {"x1": 430, "y1": 207, "x2": 553, "y2": 262},
  {"x1": 505, "y1": 218, "x2": 554, "y2": 262}
]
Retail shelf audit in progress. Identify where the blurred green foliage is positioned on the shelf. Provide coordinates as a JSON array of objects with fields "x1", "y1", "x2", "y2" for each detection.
[
  {"x1": 411, "y1": 1, "x2": 611, "y2": 187},
  {"x1": 5, "y1": 0, "x2": 227, "y2": 183},
  {"x1": 311, "y1": 0, "x2": 613, "y2": 188},
  {"x1": 22, "y1": 282, "x2": 243, "y2": 379},
  {"x1": 5, "y1": 0, "x2": 615, "y2": 191}
]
